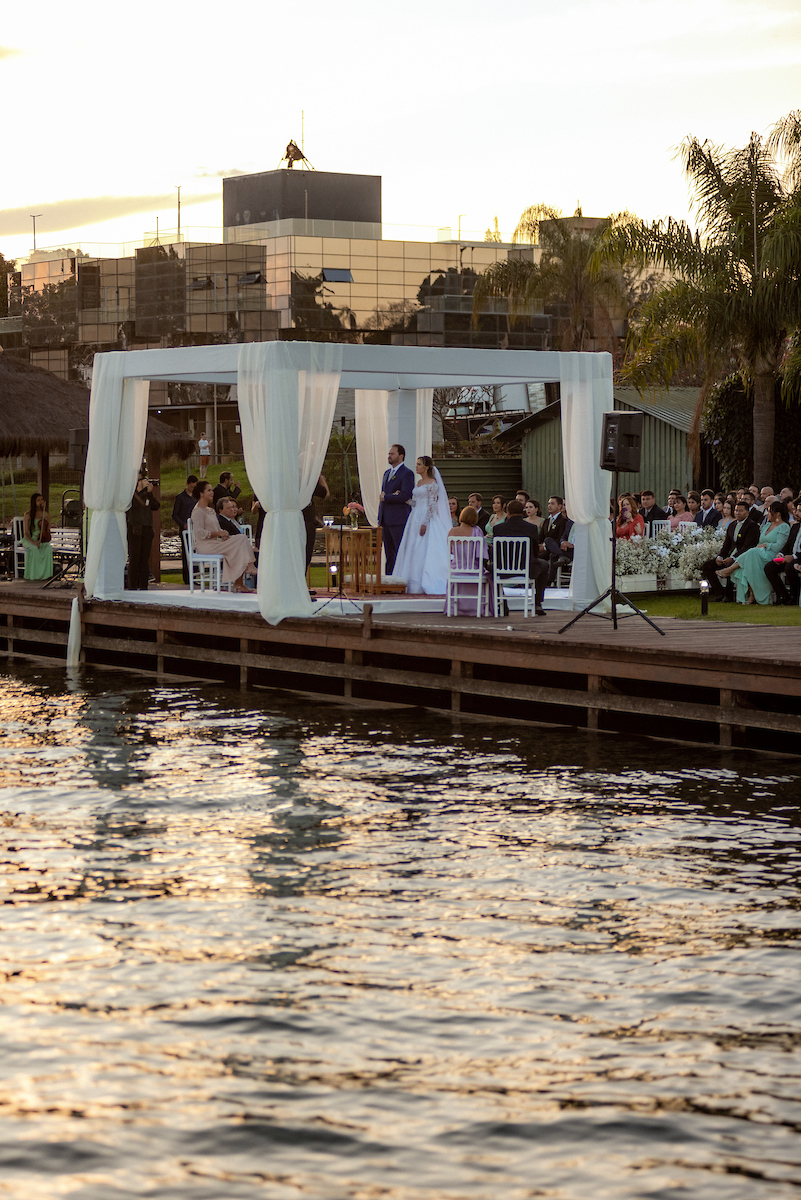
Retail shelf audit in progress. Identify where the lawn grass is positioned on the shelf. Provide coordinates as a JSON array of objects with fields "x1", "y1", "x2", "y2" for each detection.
[{"x1": 625, "y1": 590, "x2": 801, "y2": 625}]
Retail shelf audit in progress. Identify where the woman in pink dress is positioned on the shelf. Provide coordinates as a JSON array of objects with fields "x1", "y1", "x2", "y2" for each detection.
[{"x1": 190, "y1": 481, "x2": 256, "y2": 592}]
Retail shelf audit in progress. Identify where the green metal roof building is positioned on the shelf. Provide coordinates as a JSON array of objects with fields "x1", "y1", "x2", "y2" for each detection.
[{"x1": 496, "y1": 387, "x2": 710, "y2": 509}]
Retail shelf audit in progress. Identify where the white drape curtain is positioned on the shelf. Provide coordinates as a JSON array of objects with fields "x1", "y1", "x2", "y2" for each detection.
[
  {"x1": 238, "y1": 341, "x2": 341, "y2": 625},
  {"x1": 82, "y1": 355, "x2": 150, "y2": 599},
  {"x1": 67, "y1": 353, "x2": 149, "y2": 665},
  {"x1": 354, "y1": 388, "x2": 434, "y2": 527},
  {"x1": 416, "y1": 389, "x2": 433, "y2": 459},
  {"x1": 354, "y1": 390, "x2": 389, "y2": 527},
  {"x1": 559, "y1": 352, "x2": 613, "y2": 608}
]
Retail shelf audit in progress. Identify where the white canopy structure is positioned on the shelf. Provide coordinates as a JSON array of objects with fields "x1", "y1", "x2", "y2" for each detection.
[{"x1": 73, "y1": 342, "x2": 614, "y2": 637}]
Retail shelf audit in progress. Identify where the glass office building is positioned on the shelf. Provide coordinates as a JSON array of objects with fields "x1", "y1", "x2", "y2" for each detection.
[{"x1": 0, "y1": 168, "x2": 551, "y2": 445}]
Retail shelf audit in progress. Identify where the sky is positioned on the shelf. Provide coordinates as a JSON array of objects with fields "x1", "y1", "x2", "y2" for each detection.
[{"x1": 1, "y1": 0, "x2": 800, "y2": 261}]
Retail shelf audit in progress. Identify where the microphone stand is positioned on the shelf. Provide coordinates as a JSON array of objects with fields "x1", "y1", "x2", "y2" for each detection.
[{"x1": 315, "y1": 417, "x2": 362, "y2": 616}]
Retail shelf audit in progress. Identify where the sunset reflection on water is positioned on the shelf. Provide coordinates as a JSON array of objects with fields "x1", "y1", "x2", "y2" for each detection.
[{"x1": 1, "y1": 663, "x2": 800, "y2": 1200}]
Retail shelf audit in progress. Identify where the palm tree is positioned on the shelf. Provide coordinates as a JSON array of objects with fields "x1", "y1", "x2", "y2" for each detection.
[
  {"x1": 596, "y1": 112, "x2": 801, "y2": 484},
  {"x1": 472, "y1": 206, "x2": 635, "y2": 352}
]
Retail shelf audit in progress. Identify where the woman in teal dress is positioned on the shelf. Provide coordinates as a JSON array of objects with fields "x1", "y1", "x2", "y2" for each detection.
[
  {"x1": 719, "y1": 500, "x2": 789, "y2": 604},
  {"x1": 22, "y1": 493, "x2": 54, "y2": 580}
]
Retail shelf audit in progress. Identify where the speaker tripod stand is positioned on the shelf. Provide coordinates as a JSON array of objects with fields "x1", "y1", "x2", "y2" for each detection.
[{"x1": 558, "y1": 469, "x2": 665, "y2": 636}]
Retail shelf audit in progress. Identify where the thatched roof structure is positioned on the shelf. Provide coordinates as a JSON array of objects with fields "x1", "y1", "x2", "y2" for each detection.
[{"x1": 0, "y1": 349, "x2": 196, "y2": 460}]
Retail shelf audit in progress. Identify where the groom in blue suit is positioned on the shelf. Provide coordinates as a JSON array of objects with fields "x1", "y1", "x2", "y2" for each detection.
[{"x1": 378, "y1": 444, "x2": 414, "y2": 574}]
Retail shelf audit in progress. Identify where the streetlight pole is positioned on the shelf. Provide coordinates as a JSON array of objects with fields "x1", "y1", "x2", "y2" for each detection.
[
  {"x1": 30, "y1": 214, "x2": 42, "y2": 252},
  {"x1": 175, "y1": 186, "x2": 181, "y2": 241}
]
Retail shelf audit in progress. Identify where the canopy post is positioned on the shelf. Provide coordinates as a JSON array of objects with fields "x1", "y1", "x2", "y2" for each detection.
[{"x1": 147, "y1": 445, "x2": 162, "y2": 584}]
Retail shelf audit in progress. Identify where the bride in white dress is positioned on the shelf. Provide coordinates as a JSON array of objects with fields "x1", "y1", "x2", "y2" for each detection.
[{"x1": 393, "y1": 456, "x2": 451, "y2": 594}]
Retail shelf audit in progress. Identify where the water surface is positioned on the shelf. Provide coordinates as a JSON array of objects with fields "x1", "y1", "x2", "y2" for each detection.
[{"x1": 1, "y1": 663, "x2": 800, "y2": 1199}]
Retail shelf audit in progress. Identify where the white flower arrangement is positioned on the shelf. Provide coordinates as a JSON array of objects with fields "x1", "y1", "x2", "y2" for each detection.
[
  {"x1": 616, "y1": 524, "x2": 725, "y2": 580},
  {"x1": 677, "y1": 526, "x2": 726, "y2": 581}
]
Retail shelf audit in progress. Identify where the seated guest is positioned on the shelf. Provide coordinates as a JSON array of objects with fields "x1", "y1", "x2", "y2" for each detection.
[
  {"x1": 191, "y1": 481, "x2": 255, "y2": 593},
  {"x1": 687, "y1": 491, "x2": 701, "y2": 517},
  {"x1": 695, "y1": 489, "x2": 722, "y2": 528},
  {"x1": 212, "y1": 470, "x2": 242, "y2": 510},
  {"x1": 547, "y1": 516, "x2": 575, "y2": 585},
  {"x1": 528, "y1": 499, "x2": 544, "y2": 529},
  {"x1": 523, "y1": 499, "x2": 541, "y2": 528},
  {"x1": 489, "y1": 499, "x2": 548, "y2": 616},
  {"x1": 717, "y1": 500, "x2": 790, "y2": 604},
  {"x1": 468, "y1": 492, "x2": 490, "y2": 533},
  {"x1": 515, "y1": 490, "x2": 530, "y2": 506},
  {"x1": 216, "y1": 495, "x2": 244, "y2": 537},
  {"x1": 449, "y1": 497, "x2": 461, "y2": 528},
  {"x1": 486, "y1": 494, "x2": 507, "y2": 536},
  {"x1": 540, "y1": 495, "x2": 567, "y2": 555},
  {"x1": 616, "y1": 494, "x2": 645, "y2": 540},
  {"x1": 717, "y1": 498, "x2": 736, "y2": 533},
  {"x1": 763, "y1": 515, "x2": 801, "y2": 605},
  {"x1": 638, "y1": 490, "x2": 668, "y2": 531},
  {"x1": 446, "y1": 505, "x2": 489, "y2": 615},
  {"x1": 669, "y1": 496, "x2": 693, "y2": 529},
  {"x1": 22, "y1": 492, "x2": 54, "y2": 581},
  {"x1": 701, "y1": 500, "x2": 759, "y2": 601},
  {"x1": 665, "y1": 489, "x2": 681, "y2": 515}
]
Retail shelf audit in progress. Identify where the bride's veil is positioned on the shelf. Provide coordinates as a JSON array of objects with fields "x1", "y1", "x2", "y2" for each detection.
[{"x1": 432, "y1": 466, "x2": 451, "y2": 531}]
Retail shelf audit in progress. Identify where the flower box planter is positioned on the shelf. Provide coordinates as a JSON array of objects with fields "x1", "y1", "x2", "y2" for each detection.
[
  {"x1": 665, "y1": 568, "x2": 695, "y2": 590},
  {"x1": 617, "y1": 573, "x2": 658, "y2": 593}
]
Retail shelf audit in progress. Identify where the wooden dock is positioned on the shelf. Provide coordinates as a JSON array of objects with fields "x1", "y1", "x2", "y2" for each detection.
[{"x1": 2, "y1": 582, "x2": 800, "y2": 755}]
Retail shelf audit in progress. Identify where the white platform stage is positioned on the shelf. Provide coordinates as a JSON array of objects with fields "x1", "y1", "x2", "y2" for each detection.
[{"x1": 117, "y1": 588, "x2": 573, "y2": 617}]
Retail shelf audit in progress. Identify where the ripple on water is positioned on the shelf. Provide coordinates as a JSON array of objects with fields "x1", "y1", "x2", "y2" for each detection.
[{"x1": 0, "y1": 663, "x2": 799, "y2": 1200}]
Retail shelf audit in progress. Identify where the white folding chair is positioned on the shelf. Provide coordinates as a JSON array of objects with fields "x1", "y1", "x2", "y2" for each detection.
[
  {"x1": 12, "y1": 516, "x2": 27, "y2": 578},
  {"x1": 183, "y1": 523, "x2": 222, "y2": 593},
  {"x1": 446, "y1": 537, "x2": 489, "y2": 617},
  {"x1": 492, "y1": 536, "x2": 533, "y2": 617},
  {"x1": 650, "y1": 519, "x2": 671, "y2": 536}
]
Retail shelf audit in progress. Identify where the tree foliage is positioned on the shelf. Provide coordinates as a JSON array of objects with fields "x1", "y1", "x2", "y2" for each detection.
[
  {"x1": 472, "y1": 207, "x2": 649, "y2": 353},
  {"x1": 596, "y1": 111, "x2": 801, "y2": 484},
  {"x1": 702, "y1": 372, "x2": 801, "y2": 492}
]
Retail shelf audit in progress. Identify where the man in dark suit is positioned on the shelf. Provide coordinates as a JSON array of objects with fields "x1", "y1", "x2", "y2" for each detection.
[
  {"x1": 695, "y1": 489, "x2": 722, "y2": 529},
  {"x1": 700, "y1": 500, "x2": 759, "y2": 600},
  {"x1": 638, "y1": 490, "x2": 669, "y2": 531},
  {"x1": 212, "y1": 471, "x2": 242, "y2": 511},
  {"x1": 468, "y1": 493, "x2": 490, "y2": 534},
  {"x1": 216, "y1": 496, "x2": 244, "y2": 537},
  {"x1": 763, "y1": 516, "x2": 801, "y2": 605},
  {"x1": 490, "y1": 500, "x2": 549, "y2": 615},
  {"x1": 540, "y1": 495, "x2": 567, "y2": 560},
  {"x1": 378, "y1": 444, "x2": 414, "y2": 574}
]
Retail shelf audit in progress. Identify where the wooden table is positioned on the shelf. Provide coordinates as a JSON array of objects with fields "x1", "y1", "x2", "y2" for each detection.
[{"x1": 324, "y1": 525, "x2": 373, "y2": 594}]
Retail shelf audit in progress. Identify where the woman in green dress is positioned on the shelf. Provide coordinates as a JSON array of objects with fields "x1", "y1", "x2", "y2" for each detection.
[
  {"x1": 22, "y1": 493, "x2": 54, "y2": 580},
  {"x1": 718, "y1": 500, "x2": 789, "y2": 604}
]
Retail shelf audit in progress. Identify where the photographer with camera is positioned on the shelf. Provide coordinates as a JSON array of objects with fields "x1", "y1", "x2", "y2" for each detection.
[{"x1": 127, "y1": 466, "x2": 161, "y2": 590}]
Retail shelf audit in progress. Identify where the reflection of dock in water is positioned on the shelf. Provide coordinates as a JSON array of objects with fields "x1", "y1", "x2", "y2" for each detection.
[{"x1": 2, "y1": 582, "x2": 800, "y2": 756}]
